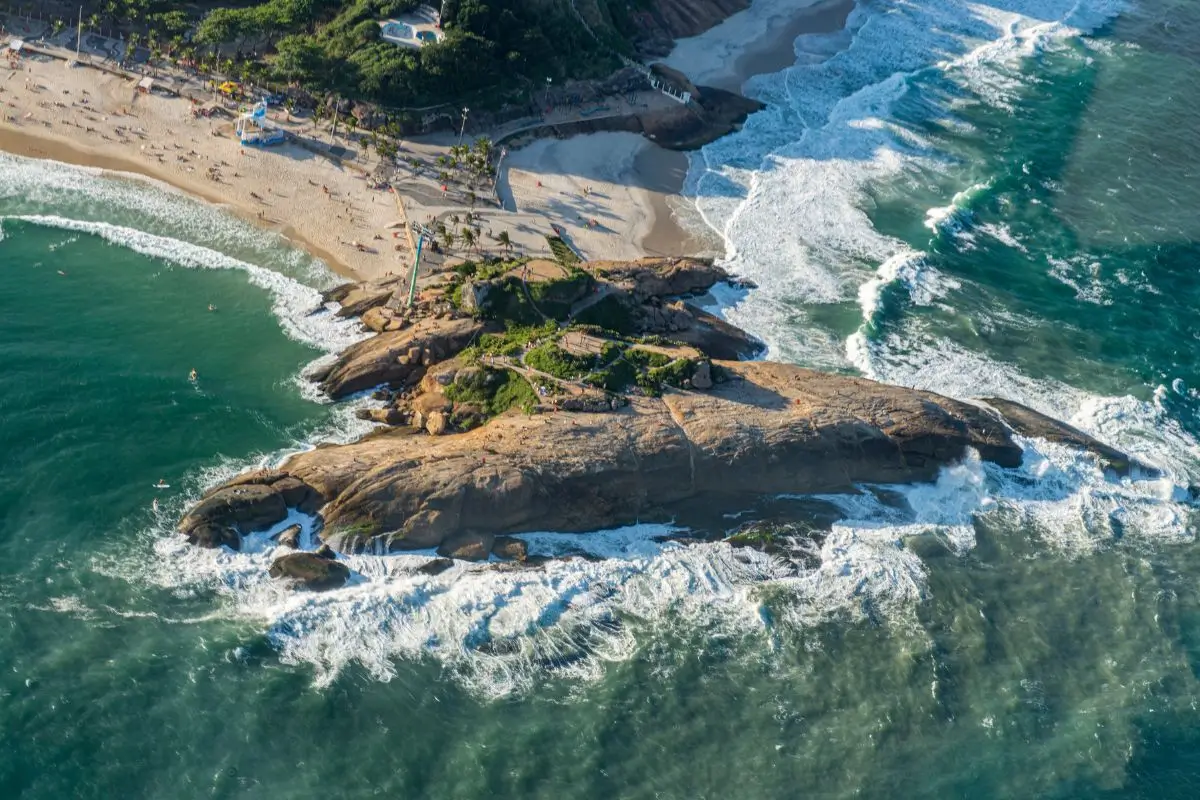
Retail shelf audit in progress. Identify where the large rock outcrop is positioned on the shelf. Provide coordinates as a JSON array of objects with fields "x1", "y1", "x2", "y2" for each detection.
[
  {"x1": 178, "y1": 470, "x2": 326, "y2": 550},
  {"x1": 311, "y1": 317, "x2": 489, "y2": 399},
  {"x1": 257, "y1": 362, "x2": 1023, "y2": 552},
  {"x1": 177, "y1": 484, "x2": 288, "y2": 551},
  {"x1": 587, "y1": 256, "x2": 729, "y2": 302},
  {"x1": 981, "y1": 397, "x2": 1141, "y2": 475}
]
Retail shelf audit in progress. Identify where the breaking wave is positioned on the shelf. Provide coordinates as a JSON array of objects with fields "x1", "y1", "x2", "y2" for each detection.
[{"x1": 5, "y1": 214, "x2": 366, "y2": 356}]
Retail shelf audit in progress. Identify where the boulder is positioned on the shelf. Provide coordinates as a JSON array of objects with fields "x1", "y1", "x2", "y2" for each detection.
[
  {"x1": 335, "y1": 286, "x2": 394, "y2": 318},
  {"x1": 321, "y1": 283, "x2": 357, "y2": 304},
  {"x1": 368, "y1": 407, "x2": 407, "y2": 426},
  {"x1": 585, "y1": 256, "x2": 729, "y2": 302},
  {"x1": 268, "y1": 551, "x2": 350, "y2": 591},
  {"x1": 270, "y1": 476, "x2": 324, "y2": 514},
  {"x1": 361, "y1": 306, "x2": 394, "y2": 333},
  {"x1": 185, "y1": 522, "x2": 240, "y2": 551},
  {"x1": 317, "y1": 318, "x2": 487, "y2": 399},
  {"x1": 437, "y1": 531, "x2": 495, "y2": 561},
  {"x1": 425, "y1": 410, "x2": 449, "y2": 436},
  {"x1": 417, "y1": 557, "x2": 455, "y2": 576},
  {"x1": 982, "y1": 397, "x2": 1142, "y2": 475},
  {"x1": 275, "y1": 524, "x2": 302, "y2": 549},
  {"x1": 691, "y1": 360, "x2": 713, "y2": 390},
  {"x1": 557, "y1": 391, "x2": 616, "y2": 413},
  {"x1": 178, "y1": 484, "x2": 287, "y2": 540},
  {"x1": 492, "y1": 535, "x2": 528, "y2": 561}
]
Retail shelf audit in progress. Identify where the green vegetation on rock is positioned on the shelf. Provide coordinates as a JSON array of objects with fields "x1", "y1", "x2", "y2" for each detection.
[
  {"x1": 527, "y1": 267, "x2": 594, "y2": 319},
  {"x1": 545, "y1": 236, "x2": 582, "y2": 267},
  {"x1": 572, "y1": 294, "x2": 638, "y2": 335},
  {"x1": 524, "y1": 342, "x2": 595, "y2": 380},
  {"x1": 444, "y1": 366, "x2": 538, "y2": 416}
]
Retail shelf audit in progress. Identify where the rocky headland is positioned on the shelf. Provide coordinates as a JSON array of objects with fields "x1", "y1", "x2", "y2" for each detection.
[{"x1": 179, "y1": 248, "x2": 1141, "y2": 590}]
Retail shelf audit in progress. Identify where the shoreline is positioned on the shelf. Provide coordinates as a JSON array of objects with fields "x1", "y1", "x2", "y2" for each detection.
[
  {"x1": 0, "y1": 54, "x2": 693, "y2": 287},
  {"x1": 662, "y1": 0, "x2": 856, "y2": 92},
  {"x1": 0, "y1": 0, "x2": 854, "y2": 288},
  {"x1": 0, "y1": 124, "x2": 355, "y2": 278}
]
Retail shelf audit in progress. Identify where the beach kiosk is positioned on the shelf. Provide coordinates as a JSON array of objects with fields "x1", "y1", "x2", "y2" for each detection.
[
  {"x1": 235, "y1": 101, "x2": 285, "y2": 146},
  {"x1": 137, "y1": 77, "x2": 154, "y2": 95}
]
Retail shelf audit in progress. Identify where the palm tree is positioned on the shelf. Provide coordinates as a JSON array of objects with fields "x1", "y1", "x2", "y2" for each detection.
[
  {"x1": 497, "y1": 230, "x2": 513, "y2": 255},
  {"x1": 439, "y1": 228, "x2": 455, "y2": 251},
  {"x1": 460, "y1": 227, "x2": 476, "y2": 255}
]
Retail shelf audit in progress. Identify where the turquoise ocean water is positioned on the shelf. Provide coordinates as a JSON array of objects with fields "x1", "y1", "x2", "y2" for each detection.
[{"x1": 6, "y1": 0, "x2": 1200, "y2": 796}]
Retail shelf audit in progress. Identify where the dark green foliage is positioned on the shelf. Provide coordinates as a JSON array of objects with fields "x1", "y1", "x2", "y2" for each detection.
[
  {"x1": 584, "y1": 357, "x2": 637, "y2": 392},
  {"x1": 185, "y1": 0, "x2": 619, "y2": 109},
  {"x1": 443, "y1": 367, "x2": 537, "y2": 415},
  {"x1": 645, "y1": 358, "x2": 695, "y2": 389},
  {"x1": 528, "y1": 268, "x2": 593, "y2": 320},
  {"x1": 573, "y1": 294, "x2": 637, "y2": 335},
  {"x1": 524, "y1": 342, "x2": 594, "y2": 380},
  {"x1": 479, "y1": 277, "x2": 543, "y2": 326},
  {"x1": 490, "y1": 371, "x2": 539, "y2": 414},
  {"x1": 459, "y1": 321, "x2": 557, "y2": 363},
  {"x1": 545, "y1": 236, "x2": 582, "y2": 266}
]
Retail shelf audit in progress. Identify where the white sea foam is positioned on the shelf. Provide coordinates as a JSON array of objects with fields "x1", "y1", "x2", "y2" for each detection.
[
  {"x1": 55, "y1": 0, "x2": 1186, "y2": 695},
  {"x1": 855, "y1": 250, "x2": 960, "y2": 333},
  {"x1": 131, "y1": 402, "x2": 1197, "y2": 697},
  {"x1": 977, "y1": 222, "x2": 1030, "y2": 254},
  {"x1": 6, "y1": 214, "x2": 367, "y2": 354},
  {"x1": 0, "y1": 152, "x2": 335, "y2": 287},
  {"x1": 682, "y1": 0, "x2": 1126, "y2": 365}
]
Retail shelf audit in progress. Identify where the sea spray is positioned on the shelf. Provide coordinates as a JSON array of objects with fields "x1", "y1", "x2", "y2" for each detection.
[{"x1": 683, "y1": 0, "x2": 1126, "y2": 366}]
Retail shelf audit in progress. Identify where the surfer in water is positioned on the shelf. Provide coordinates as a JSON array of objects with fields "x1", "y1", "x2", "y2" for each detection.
[
  {"x1": 188, "y1": 368, "x2": 198, "y2": 382},
  {"x1": 152, "y1": 498, "x2": 159, "y2": 512},
  {"x1": 208, "y1": 304, "x2": 217, "y2": 312},
  {"x1": 154, "y1": 478, "x2": 169, "y2": 489}
]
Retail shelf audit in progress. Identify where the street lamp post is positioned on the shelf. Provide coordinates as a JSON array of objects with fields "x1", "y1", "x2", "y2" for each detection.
[
  {"x1": 543, "y1": 77, "x2": 552, "y2": 113},
  {"x1": 457, "y1": 106, "x2": 469, "y2": 148}
]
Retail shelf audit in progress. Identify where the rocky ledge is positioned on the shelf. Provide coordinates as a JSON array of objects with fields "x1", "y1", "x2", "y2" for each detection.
[{"x1": 178, "y1": 253, "x2": 1141, "y2": 590}]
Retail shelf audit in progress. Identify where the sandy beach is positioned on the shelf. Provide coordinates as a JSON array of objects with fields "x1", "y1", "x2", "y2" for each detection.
[
  {"x1": 662, "y1": 0, "x2": 856, "y2": 92},
  {"x1": 0, "y1": 52, "x2": 698, "y2": 283},
  {"x1": 0, "y1": 0, "x2": 849, "y2": 283}
]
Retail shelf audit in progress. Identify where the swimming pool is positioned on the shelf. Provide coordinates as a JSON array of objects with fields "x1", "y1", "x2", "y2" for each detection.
[
  {"x1": 416, "y1": 30, "x2": 438, "y2": 43},
  {"x1": 381, "y1": 22, "x2": 414, "y2": 40}
]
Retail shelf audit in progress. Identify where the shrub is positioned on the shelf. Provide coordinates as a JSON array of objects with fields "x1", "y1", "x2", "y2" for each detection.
[
  {"x1": 573, "y1": 294, "x2": 637, "y2": 334},
  {"x1": 525, "y1": 342, "x2": 594, "y2": 380}
]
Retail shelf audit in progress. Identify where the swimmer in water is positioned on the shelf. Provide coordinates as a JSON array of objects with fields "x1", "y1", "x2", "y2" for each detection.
[
  {"x1": 208, "y1": 304, "x2": 216, "y2": 311},
  {"x1": 188, "y1": 368, "x2": 198, "y2": 382}
]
